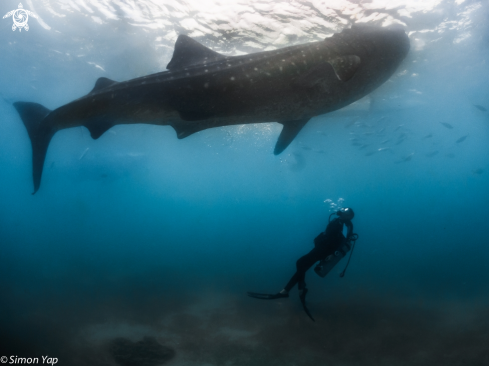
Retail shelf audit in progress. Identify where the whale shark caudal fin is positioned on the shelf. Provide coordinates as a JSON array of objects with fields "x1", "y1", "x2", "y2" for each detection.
[
  {"x1": 13, "y1": 102, "x2": 54, "y2": 194},
  {"x1": 274, "y1": 118, "x2": 310, "y2": 155}
]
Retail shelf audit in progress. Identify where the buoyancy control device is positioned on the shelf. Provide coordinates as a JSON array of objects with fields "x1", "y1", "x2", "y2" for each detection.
[{"x1": 314, "y1": 211, "x2": 358, "y2": 278}]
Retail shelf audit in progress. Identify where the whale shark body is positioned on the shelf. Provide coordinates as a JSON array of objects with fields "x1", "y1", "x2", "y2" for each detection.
[{"x1": 13, "y1": 25, "x2": 409, "y2": 193}]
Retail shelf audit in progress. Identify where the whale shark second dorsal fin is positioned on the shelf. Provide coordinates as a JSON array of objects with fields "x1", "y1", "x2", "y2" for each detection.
[
  {"x1": 89, "y1": 77, "x2": 118, "y2": 94},
  {"x1": 167, "y1": 35, "x2": 227, "y2": 71}
]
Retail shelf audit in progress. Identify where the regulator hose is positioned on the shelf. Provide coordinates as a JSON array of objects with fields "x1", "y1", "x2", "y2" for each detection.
[{"x1": 339, "y1": 233, "x2": 358, "y2": 278}]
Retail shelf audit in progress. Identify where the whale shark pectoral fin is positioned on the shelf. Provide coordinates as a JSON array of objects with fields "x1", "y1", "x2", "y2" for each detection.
[
  {"x1": 89, "y1": 77, "x2": 119, "y2": 94},
  {"x1": 167, "y1": 35, "x2": 227, "y2": 71},
  {"x1": 274, "y1": 118, "x2": 310, "y2": 155},
  {"x1": 327, "y1": 55, "x2": 361, "y2": 82}
]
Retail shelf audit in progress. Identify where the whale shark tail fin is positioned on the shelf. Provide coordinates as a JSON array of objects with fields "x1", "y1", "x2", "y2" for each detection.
[{"x1": 13, "y1": 102, "x2": 54, "y2": 195}]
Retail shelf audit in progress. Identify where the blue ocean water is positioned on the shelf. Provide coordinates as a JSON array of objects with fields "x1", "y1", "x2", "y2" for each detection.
[{"x1": 1, "y1": 1, "x2": 488, "y2": 365}]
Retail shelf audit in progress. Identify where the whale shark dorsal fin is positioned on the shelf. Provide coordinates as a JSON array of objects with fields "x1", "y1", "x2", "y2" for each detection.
[
  {"x1": 167, "y1": 35, "x2": 227, "y2": 71},
  {"x1": 90, "y1": 77, "x2": 118, "y2": 94},
  {"x1": 274, "y1": 118, "x2": 310, "y2": 155},
  {"x1": 328, "y1": 55, "x2": 361, "y2": 82}
]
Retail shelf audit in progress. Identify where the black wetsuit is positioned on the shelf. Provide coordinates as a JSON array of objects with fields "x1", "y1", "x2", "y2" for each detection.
[{"x1": 283, "y1": 218, "x2": 353, "y2": 292}]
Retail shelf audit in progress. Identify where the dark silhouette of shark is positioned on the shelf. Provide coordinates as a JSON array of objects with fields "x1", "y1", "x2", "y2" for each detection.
[{"x1": 13, "y1": 25, "x2": 409, "y2": 193}]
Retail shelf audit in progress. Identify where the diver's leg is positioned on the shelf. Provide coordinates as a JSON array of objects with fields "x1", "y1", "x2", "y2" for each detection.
[
  {"x1": 283, "y1": 272, "x2": 299, "y2": 293},
  {"x1": 283, "y1": 248, "x2": 322, "y2": 293},
  {"x1": 296, "y1": 250, "x2": 320, "y2": 290}
]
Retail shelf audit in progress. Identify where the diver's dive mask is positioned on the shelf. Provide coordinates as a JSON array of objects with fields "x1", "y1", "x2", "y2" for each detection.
[{"x1": 336, "y1": 207, "x2": 354, "y2": 221}]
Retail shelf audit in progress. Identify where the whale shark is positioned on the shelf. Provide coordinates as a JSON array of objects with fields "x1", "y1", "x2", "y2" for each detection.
[{"x1": 13, "y1": 25, "x2": 409, "y2": 193}]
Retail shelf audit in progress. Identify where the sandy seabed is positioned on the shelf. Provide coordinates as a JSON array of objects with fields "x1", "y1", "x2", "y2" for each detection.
[
  {"x1": 1, "y1": 263, "x2": 488, "y2": 366},
  {"x1": 14, "y1": 290, "x2": 485, "y2": 366}
]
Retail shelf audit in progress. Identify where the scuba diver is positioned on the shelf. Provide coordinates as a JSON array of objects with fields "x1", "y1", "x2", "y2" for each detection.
[{"x1": 247, "y1": 207, "x2": 358, "y2": 321}]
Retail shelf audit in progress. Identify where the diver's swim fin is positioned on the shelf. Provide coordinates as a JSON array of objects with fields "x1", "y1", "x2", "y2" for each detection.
[
  {"x1": 247, "y1": 292, "x2": 289, "y2": 300},
  {"x1": 299, "y1": 288, "x2": 315, "y2": 322}
]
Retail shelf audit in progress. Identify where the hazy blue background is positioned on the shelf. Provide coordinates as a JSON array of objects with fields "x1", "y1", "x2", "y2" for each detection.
[{"x1": 1, "y1": 1, "x2": 488, "y2": 365}]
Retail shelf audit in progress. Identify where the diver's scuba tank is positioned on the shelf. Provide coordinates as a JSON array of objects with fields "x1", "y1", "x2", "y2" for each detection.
[
  {"x1": 314, "y1": 237, "x2": 355, "y2": 277},
  {"x1": 314, "y1": 209, "x2": 358, "y2": 278}
]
